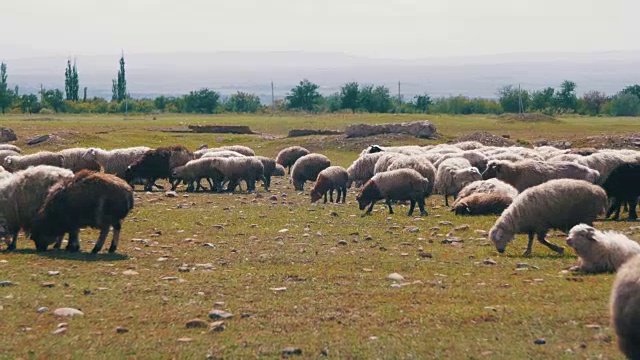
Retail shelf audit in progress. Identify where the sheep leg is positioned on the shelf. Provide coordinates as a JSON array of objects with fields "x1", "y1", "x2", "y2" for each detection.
[
  {"x1": 408, "y1": 200, "x2": 416, "y2": 216},
  {"x1": 329, "y1": 190, "x2": 334, "y2": 203},
  {"x1": 323, "y1": 192, "x2": 328, "y2": 203},
  {"x1": 611, "y1": 198, "x2": 622, "y2": 220},
  {"x1": 336, "y1": 188, "x2": 342, "y2": 203},
  {"x1": 66, "y1": 230, "x2": 80, "y2": 253},
  {"x1": 6, "y1": 232, "x2": 18, "y2": 251},
  {"x1": 523, "y1": 232, "x2": 535, "y2": 257},
  {"x1": 206, "y1": 178, "x2": 215, "y2": 191},
  {"x1": 386, "y1": 199, "x2": 394, "y2": 214},
  {"x1": 418, "y1": 198, "x2": 428, "y2": 216},
  {"x1": 53, "y1": 236, "x2": 63, "y2": 249},
  {"x1": 264, "y1": 176, "x2": 271, "y2": 191},
  {"x1": 341, "y1": 187, "x2": 346, "y2": 203},
  {"x1": 108, "y1": 222, "x2": 121, "y2": 253},
  {"x1": 363, "y1": 201, "x2": 377, "y2": 216},
  {"x1": 247, "y1": 180, "x2": 256, "y2": 193},
  {"x1": 170, "y1": 179, "x2": 181, "y2": 191},
  {"x1": 91, "y1": 227, "x2": 111, "y2": 254},
  {"x1": 537, "y1": 232, "x2": 564, "y2": 255},
  {"x1": 628, "y1": 198, "x2": 638, "y2": 220},
  {"x1": 443, "y1": 193, "x2": 449, "y2": 207}
]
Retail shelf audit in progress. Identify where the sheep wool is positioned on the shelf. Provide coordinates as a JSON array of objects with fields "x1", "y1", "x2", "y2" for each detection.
[
  {"x1": 434, "y1": 157, "x2": 482, "y2": 206},
  {"x1": 4, "y1": 152, "x2": 65, "y2": 172},
  {"x1": 209, "y1": 156, "x2": 265, "y2": 192},
  {"x1": 290, "y1": 153, "x2": 331, "y2": 191},
  {"x1": 451, "y1": 192, "x2": 513, "y2": 216},
  {"x1": 567, "y1": 224, "x2": 640, "y2": 273},
  {"x1": 0, "y1": 144, "x2": 21, "y2": 153},
  {"x1": 346, "y1": 152, "x2": 385, "y2": 187},
  {"x1": 610, "y1": 254, "x2": 640, "y2": 360},
  {"x1": 83, "y1": 146, "x2": 150, "y2": 178},
  {"x1": 456, "y1": 178, "x2": 519, "y2": 200},
  {"x1": 275, "y1": 146, "x2": 310, "y2": 174},
  {"x1": 387, "y1": 155, "x2": 436, "y2": 194},
  {"x1": 310, "y1": 166, "x2": 349, "y2": 204},
  {"x1": 356, "y1": 168, "x2": 431, "y2": 216}
]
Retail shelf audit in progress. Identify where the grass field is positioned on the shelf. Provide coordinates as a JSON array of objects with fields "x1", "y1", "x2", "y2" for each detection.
[{"x1": 0, "y1": 113, "x2": 638, "y2": 359}]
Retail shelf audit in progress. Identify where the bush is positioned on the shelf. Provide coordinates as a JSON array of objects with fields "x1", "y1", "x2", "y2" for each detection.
[{"x1": 609, "y1": 93, "x2": 640, "y2": 116}]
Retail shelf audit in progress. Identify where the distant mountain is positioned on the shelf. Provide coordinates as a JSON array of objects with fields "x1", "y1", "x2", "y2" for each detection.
[{"x1": 4, "y1": 51, "x2": 640, "y2": 102}]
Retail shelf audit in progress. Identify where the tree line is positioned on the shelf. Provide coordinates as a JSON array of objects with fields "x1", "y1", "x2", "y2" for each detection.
[{"x1": 1, "y1": 57, "x2": 640, "y2": 116}]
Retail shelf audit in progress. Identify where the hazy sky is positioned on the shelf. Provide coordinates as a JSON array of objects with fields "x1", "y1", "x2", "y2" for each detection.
[{"x1": 2, "y1": 0, "x2": 638, "y2": 59}]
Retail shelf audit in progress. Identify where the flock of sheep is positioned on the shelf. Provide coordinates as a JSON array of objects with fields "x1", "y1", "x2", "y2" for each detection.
[{"x1": 0, "y1": 139, "x2": 640, "y2": 358}]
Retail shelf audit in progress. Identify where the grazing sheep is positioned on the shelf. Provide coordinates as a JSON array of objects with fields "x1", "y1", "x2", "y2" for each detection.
[
  {"x1": 0, "y1": 165, "x2": 74, "y2": 251},
  {"x1": 0, "y1": 150, "x2": 19, "y2": 166},
  {"x1": 566, "y1": 224, "x2": 640, "y2": 273},
  {"x1": 433, "y1": 150, "x2": 488, "y2": 172},
  {"x1": 346, "y1": 152, "x2": 385, "y2": 187},
  {"x1": 610, "y1": 254, "x2": 640, "y2": 360},
  {"x1": 0, "y1": 144, "x2": 21, "y2": 153},
  {"x1": 456, "y1": 178, "x2": 519, "y2": 200},
  {"x1": 290, "y1": 153, "x2": 331, "y2": 191},
  {"x1": 507, "y1": 148, "x2": 545, "y2": 161},
  {"x1": 451, "y1": 193, "x2": 513, "y2": 216},
  {"x1": 220, "y1": 145, "x2": 255, "y2": 157},
  {"x1": 82, "y1": 146, "x2": 150, "y2": 178},
  {"x1": 276, "y1": 146, "x2": 310, "y2": 174},
  {"x1": 576, "y1": 152, "x2": 637, "y2": 185},
  {"x1": 547, "y1": 153, "x2": 583, "y2": 163},
  {"x1": 201, "y1": 150, "x2": 246, "y2": 159},
  {"x1": 482, "y1": 160, "x2": 600, "y2": 192},
  {"x1": 602, "y1": 163, "x2": 640, "y2": 220},
  {"x1": 274, "y1": 164, "x2": 286, "y2": 177},
  {"x1": 374, "y1": 152, "x2": 408, "y2": 174},
  {"x1": 486, "y1": 153, "x2": 525, "y2": 163},
  {"x1": 310, "y1": 166, "x2": 349, "y2": 203},
  {"x1": 253, "y1": 156, "x2": 277, "y2": 190},
  {"x1": 208, "y1": 157, "x2": 265, "y2": 192},
  {"x1": 58, "y1": 148, "x2": 104, "y2": 173},
  {"x1": 4, "y1": 152, "x2": 65, "y2": 172},
  {"x1": 31, "y1": 171, "x2": 134, "y2": 253},
  {"x1": 452, "y1": 141, "x2": 485, "y2": 151},
  {"x1": 359, "y1": 145, "x2": 426, "y2": 157},
  {"x1": 356, "y1": 168, "x2": 431, "y2": 216},
  {"x1": 171, "y1": 158, "x2": 224, "y2": 192},
  {"x1": 387, "y1": 155, "x2": 436, "y2": 194},
  {"x1": 124, "y1": 145, "x2": 192, "y2": 191},
  {"x1": 434, "y1": 158, "x2": 482, "y2": 206},
  {"x1": 489, "y1": 179, "x2": 607, "y2": 256}
]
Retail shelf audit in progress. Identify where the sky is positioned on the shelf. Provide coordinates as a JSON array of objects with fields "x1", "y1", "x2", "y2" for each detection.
[{"x1": 1, "y1": 0, "x2": 639, "y2": 60}]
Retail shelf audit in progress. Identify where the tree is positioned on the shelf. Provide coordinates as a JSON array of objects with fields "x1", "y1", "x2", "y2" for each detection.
[
  {"x1": 370, "y1": 85, "x2": 393, "y2": 113},
  {"x1": 83, "y1": 87, "x2": 87, "y2": 102},
  {"x1": 339, "y1": 82, "x2": 359, "y2": 112},
  {"x1": 64, "y1": 60, "x2": 80, "y2": 101},
  {"x1": 154, "y1": 96, "x2": 168, "y2": 112},
  {"x1": 20, "y1": 94, "x2": 40, "y2": 114},
  {"x1": 182, "y1": 88, "x2": 220, "y2": 114},
  {"x1": 497, "y1": 85, "x2": 530, "y2": 113},
  {"x1": 581, "y1": 91, "x2": 608, "y2": 115},
  {"x1": 414, "y1": 94, "x2": 432, "y2": 113},
  {"x1": 530, "y1": 87, "x2": 555, "y2": 112},
  {"x1": 554, "y1": 80, "x2": 578, "y2": 112},
  {"x1": 225, "y1": 91, "x2": 261, "y2": 113},
  {"x1": 42, "y1": 89, "x2": 65, "y2": 112},
  {"x1": 111, "y1": 54, "x2": 127, "y2": 102},
  {"x1": 609, "y1": 93, "x2": 640, "y2": 116},
  {"x1": 622, "y1": 84, "x2": 640, "y2": 100},
  {"x1": 285, "y1": 79, "x2": 321, "y2": 111},
  {"x1": 0, "y1": 63, "x2": 12, "y2": 114}
]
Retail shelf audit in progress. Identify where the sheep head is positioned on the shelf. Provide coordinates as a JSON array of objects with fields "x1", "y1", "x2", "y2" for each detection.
[
  {"x1": 310, "y1": 190, "x2": 323, "y2": 203},
  {"x1": 482, "y1": 161, "x2": 502, "y2": 180},
  {"x1": 82, "y1": 148, "x2": 98, "y2": 160},
  {"x1": 489, "y1": 224, "x2": 515, "y2": 253},
  {"x1": 566, "y1": 223, "x2": 596, "y2": 249},
  {"x1": 454, "y1": 167, "x2": 482, "y2": 188}
]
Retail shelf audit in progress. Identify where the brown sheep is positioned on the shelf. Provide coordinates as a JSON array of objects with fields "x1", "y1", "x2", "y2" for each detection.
[
  {"x1": 310, "y1": 166, "x2": 349, "y2": 203},
  {"x1": 31, "y1": 170, "x2": 134, "y2": 254},
  {"x1": 451, "y1": 193, "x2": 513, "y2": 216},
  {"x1": 124, "y1": 145, "x2": 193, "y2": 191}
]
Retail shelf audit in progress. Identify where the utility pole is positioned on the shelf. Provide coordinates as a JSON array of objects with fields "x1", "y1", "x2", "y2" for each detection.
[
  {"x1": 398, "y1": 81, "x2": 402, "y2": 104},
  {"x1": 518, "y1": 83, "x2": 524, "y2": 114},
  {"x1": 271, "y1": 81, "x2": 275, "y2": 112}
]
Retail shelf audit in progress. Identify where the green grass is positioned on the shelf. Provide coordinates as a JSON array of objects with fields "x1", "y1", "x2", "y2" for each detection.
[{"x1": 0, "y1": 113, "x2": 637, "y2": 359}]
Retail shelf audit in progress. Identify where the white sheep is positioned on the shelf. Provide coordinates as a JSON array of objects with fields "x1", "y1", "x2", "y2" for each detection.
[
  {"x1": 566, "y1": 224, "x2": 640, "y2": 273},
  {"x1": 610, "y1": 254, "x2": 640, "y2": 360},
  {"x1": 0, "y1": 166, "x2": 11, "y2": 181},
  {"x1": 0, "y1": 165, "x2": 74, "y2": 250},
  {"x1": 489, "y1": 179, "x2": 607, "y2": 256},
  {"x1": 356, "y1": 168, "x2": 431, "y2": 216},
  {"x1": 201, "y1": 150, "x2": 246, "y2": 159},
  {"x1": 387, "y1": 155, "x2": 436, "y2": 194},
  {"x1": 3, "y1": 152, "x2": 65, "y2": 172},
  {"x1": 456, "y1": 178, "x2": 519, "y2": 200},
  {"x1": 0, "y1": 144, "x2": 21, "y2": 153},
  {"x1": 274, "y1": 164, "x2": 286, "y2": 177},
  {"x1": 546, "y1": 153, "x2": 583, "y2": 163},
  {"x1": 58, "y1": 148, "x2": 102, "y2": 173},
  {"x1": 171, "y1": 158, "x2": 222, "y2": 192},
  {"x1": 434, "y1": 158, "x2": 482, "y2": 206},
  {"x1": 346, "y1": 153, "x2": 385, "y2": 188},
  {"x1": 433, "y1": 150, "x2": 488, "y2": 172},
  {"x1": 0, "y1": 150, "x2": 19, "y2": 166},
  {"x1": 276, "y1": 146, "x2": 311, "y2": 174},
  {"x1": 290, "y1": 153, "x2": 331, "y2": 191},
  {"x1": 486, "y1": 153, "x2": 526, "y2": 163},
  {"x1": 208, "y1": 156, "x2": 265, "y2": 192},
  {"x1": 374, "y1": 152, "x2": 408, "y2": 174},
  {"x1": 452, "y1": 141, "x2": 485, "y2": 151},
  {"x1": 82, "y1": 147, "x2": 150, "y2": 178},
  {"x1": 576, "y1": 152, "x2": 638, "y2": 185}
]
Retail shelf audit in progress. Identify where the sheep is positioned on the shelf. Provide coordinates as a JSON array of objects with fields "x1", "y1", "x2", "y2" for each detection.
[
  {"x1": 31, "y1": 170, "x2": 134, "y2": 253},
  {"x1": 610, "y1": 254, "x2": 640, "y2": 360},
  {"x1": 0, "y1": 150, "x2": 19, "y2": 166},
  {"x1": 359, "y1": 145, "x2": 426, "y2": 157},
  {"x1": 290, "y1": 153, "x2": 331, "y2": 191},
  {"x1": 0, "y1": 144, "x2": 21, "y2": 153},
  {"x1": 219, "y1": 145, "x2": 255, "y2": 157},
  {"x1": 576, "y1": 152, "x2": 637, "y2": 185},
  {"x1": 171, "y1": 158, "x2": 224, "y2": 192},
  {"x1": 387, "y1": 155, "x2": 436, "y2": 194},
  {"x1": 0, "y1": 166, "x2": 12, "y2": 181},
  {"x1": 456, "y1": 178, "x2": 519, "y2": 200},
  {"x1": 58, "y1": 148, "x2": 104, "y2": 173},
  {"x1": 547, "y1": 153, "x2": 583, "y2": 163},
  {"x1": 433, "y1": 150, "x2": 488, "y2": 172},
  {"x1": 602, "y1": 163, "x2": 640, "y2": 220},
  {"x1": 482, "y1": 160, "x2": 600, "y2": 192},
  {"x1": 506, "y1": 147, "x2": 545, "y2": 161},
  {"x1": 276, "y1": 146, "x2": 311, "y2": 174},
  {"x1": 347, "y1": 152, "x2": 386, "y2": 187},
  {"x1": 452, "y1": 141, "x2": 485, "y2": 151},
  {"x1": 82, "y1": 146, "x2": 150, "y2": 178},
  {"x1": 486, "y1": 153, "x2": 525, "y2": 163},
  {"x1": 123, "y1": 145, "x2": 193, "y2": 191},
  {"x1": 4, "y1": 151, "x2": 65, "y2": 172},
  {"x1": 208, "y1": 157, "x2": 265, "y2": 192},
  {"x1": 356, "y1": 168, "x2": 431, "y2": 217},
  {"x1": 489, "y1": 179, "x2": 607, "y2": 256},
  {"x1": 253, "y1": 156, "x2": 277, "y2": 190},
  {"x1": 451, "y1": 193, "x2": 513, "y2": 216},
  {"x1": 310, "y1": 166, "x2": 349, "y2": 203},
  {"x1": 434, "y1": 158, "x2": 482, "y2": 206},
  {"x1": 274, "y1": 164, "x2": 286, "y2": 177},
  {"x1": 374, "y1": 153, "x2": 408, "y2": 174},
  {"x1": 201, "y1": 150, "x2": 246, "y2": 159},
  {"x1": 0, "y1": 165, "x2": 74, "y2": 251},
  {"x1": 566, "y1": 224, "x2": 640, "y2": 273}
]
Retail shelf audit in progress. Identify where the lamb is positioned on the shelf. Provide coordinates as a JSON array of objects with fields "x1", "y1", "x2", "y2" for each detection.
[
  {"x1": 566, "y1": 224, "x2": 640, "y2": 273},
  {"x1": 489, "y1": 179, "x2": 607, "y2": 256},
  {"x1": 58, "y1": 148, "x2": 104, "y2": 173},
  {"x1": 434, "y1": 158, "x2": 482, "y2": 206},
  {"x1": 451, "y1": 193, "x2": 513, "y2": 216},
  {"x1": 171, "y1": 158, "x2": 224, "y2": 192},
  {"x1": 0, "y1": 144, "x2": 21, "y2": 153},
  {"x1": 276, "y1": 146, "x2": 310, "y2": 174},
  {"x1": 386, "y1": 156, "x2": 436, "y2": 193},
  {"x1": 31, "y1": 170, "x2": 134, "y2": 253},
  {"x1": 356, "y1": 168, "x2": 431, "y2": 216},
  {"x1": 346, "y1": 152, "x2": 385, "y2": 187},
  {"x1": 290, "y1": 153, "x2": 331, "y2": 191},
  {"x1": 374, "y1": 153, "x2": 407, "y2": 174},
  {"x1": 208, "y1": 157, "x2": 265, "y2": 192},
  {"x1": 82, "y1": 146, "x2": 150, "y2": 178},
  {"x1": 482, "y1": 159, "x2": 600, "y2": 192},
  {"x1": 123, "y1": 145, "x2": 193, "y2": 191},
  {"x1": 601, "y1": 163, "x2": 640, "y2": 220},
  {"x1": 456, "y1": 178, "x2": 519, "y2": 200},
  {"x1": 433, "y1": 150, "x2": 488, "y2": 172},
  {"x1": 610, "y1": 254, "x2": 640, "y2": 360},
  {"x1": 0, "y1": 165, "x2": 74, "y2": 251},
  {"x1": 3, "y1": 152, "x2": 65, "y2": 172},
  {"x1": 310, "y1": 166, "x2": 349, "y2": 203}
]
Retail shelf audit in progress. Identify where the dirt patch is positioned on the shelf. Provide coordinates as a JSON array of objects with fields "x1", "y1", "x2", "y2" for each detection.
[
  {"x1": 188, "y1": 125, "x2": 255, "y2": 134},
  {"x1": 288, "y1": 129, "x2": 344, "y2": 137},
  {"x1": 578, "y1": 134, "x2": 640, "y2": 149},
  {"x1": 498, "y1": 113, "x2": 559, "y2": 123},
  {"x1": 345, "y1": 120, "x2": 437, "y2": 139},
  {"x1": 452, "y1": 132, "x2": 514, "y2": 147}
]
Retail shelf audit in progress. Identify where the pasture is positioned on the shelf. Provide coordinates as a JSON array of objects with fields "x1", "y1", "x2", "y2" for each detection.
[{"x1": 0, "y1": 113, "x2": 638, "y2": 359}]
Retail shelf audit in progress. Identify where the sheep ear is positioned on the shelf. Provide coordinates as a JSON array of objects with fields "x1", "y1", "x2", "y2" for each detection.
[{"x1": 586, "y1": 228, "x2": 597, "y2": 241}]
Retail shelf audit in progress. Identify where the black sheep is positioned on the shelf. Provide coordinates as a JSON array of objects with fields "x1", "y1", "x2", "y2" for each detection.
[{"x1": 602, "y1": 163, "x2": 640, "y2": 220}]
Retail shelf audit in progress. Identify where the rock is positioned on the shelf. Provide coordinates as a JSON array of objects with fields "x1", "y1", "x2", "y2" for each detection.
[
  {"x1": 483, "y1": 258, "x2": 497, "y2": 266},
  {"x1": 364, "y1": 235, "x2": 372, "y2": 241},
  {"x1": 27, "y1": 134, "x2": 50, "y2": 145},
  {"x1": 405, "y1": 227, "x2": 420, "y2": 233},
  {"x1": 48, "y1": 271, "x2": 60, "y2": 276},
  {"x1": 209, "y1": 321, "x2": 225, "y2": 332},
  {"x1": 186, "y1": 319, "x2": 209, "y2": 329},
  {"x1": 52, "y1": 327, "x2": 67, "y2": 335},
  {"x1": 534, "y1": 338, "x2": 546, "y2": 345},
  {"x1": 165, "y1": 191, "x2": 178, "y2": 198},
  {"x1": 387, "y1": 273, "x2": 405, "y2": 281},
  {"x1": 281, "y1": 347, "x2": 303, "y2": 356},
  {"x1": 418, "y1": 252, "x2": 433, "y2": 258},
  {"x1": 37, "y1": 307, "x2": 49, "y2": 313},
  {"x1": 345, "y1": 120, "x2": 437, "y2": 139},
  {"x1": 278, "y1": 228, "x2": 289, "y2": 233},
  {"x1": 122, "y1": 270, "x2": 139, "y2": 276},
  {"x1": 0, "y1": 128, "x2": 17, "y2": 143},
  {"x1": 41, "y1": 282, "x2": 56, "y2": 288},
  {"x1": 178, "y1": 266, "x2": 190, "y2": 272},
  {"x1": 439, "y1": 221, "x2": 453, "y2": 226},
  {"x1": 208, "y1": 310, "x2": 234, "y2": 320},
  {"x1": 115, "y1": 327, "x2": 129, "y2": 334},
  {"x1": 337, "y1": 240, "x2": 348, "y2": 246},
  {"x1": 0, "y1": 281, "x2": 16, "y2": 287},
  {"x1": 53, "y1": 308, "x2": 84, "y2": 317},
  {"x1": 162, "y1": 277, "x2": 179, "y2": 281},
  {"x1": 269, "y1": 195, "x2": 278, "y2": 201},
  {"x1": 515, "y1": 263, "x2": 530, "y2": 269},
  {"x1": 57, "y1": 322, "x2": 68, "y2": 328},
  {"x1": 321, "y1": 348, "x2": 329, "y2": 356},
  {"x1": 585, "y1": 324, "x2": 602, "y2": 330},
  {"x1": 177, "y1": 337, "x2": 193, "y2": 343},
  {"x1": 441, "y1": 238, "x2": 464, "y2": 244},
  {"x1": 270, "y1": 287, "x2": 287, "y2": 292},
  {"x1": 454, "y1": 224, "x2": 470, "y2": 231}
]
